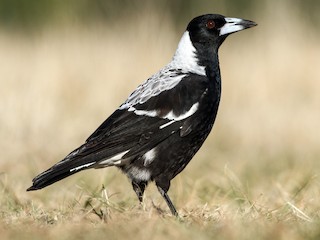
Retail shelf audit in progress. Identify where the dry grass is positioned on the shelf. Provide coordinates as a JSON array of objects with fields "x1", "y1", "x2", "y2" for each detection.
[{"x1": 1, "y1": 4, "x2": 320, "y2": 240}]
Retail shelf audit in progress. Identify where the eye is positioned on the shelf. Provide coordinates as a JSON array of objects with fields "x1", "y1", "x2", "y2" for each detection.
[{"x1": 206, "y1": 20, "x2": 216, "y2": 29}]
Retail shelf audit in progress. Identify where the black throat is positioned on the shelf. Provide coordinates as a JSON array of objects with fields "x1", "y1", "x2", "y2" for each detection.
[{"x1": 194, "y1": 44, "x2": 222, "y2": 96}]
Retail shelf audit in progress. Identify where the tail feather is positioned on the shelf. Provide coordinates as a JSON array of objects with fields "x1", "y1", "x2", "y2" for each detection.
[
  {"x1": 27, "y1": 158, "x2": 96, "y2": 191},
  {"x1": 27, "y1": 144, "x2": 129, "y2": 191}
]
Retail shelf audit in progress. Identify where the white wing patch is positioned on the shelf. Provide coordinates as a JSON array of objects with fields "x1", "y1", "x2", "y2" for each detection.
[
  {"x1": 70, "y1": 162, "x2": 96, "y2": 172},
  {"x1": 159, "y1": 102, "x2": 199, "y2": 129},
  {"x1": 128, "y1": 107, "x2": 158, "y2": 118},
  {"x1": 98, "y1": 150, "x2": 130, "y2": 166},
  {"x1": 127, "y1": 102, "x2": 199, "y2": 129},
  {"x1": 163, "y1": 102, "x2": 199, "y2": 121},
  {"x1": 159, "y1": 120, "x2": 176, "y2": 129},
  {"x1": 143, "y1": 148, "x2": 156, "y2": 166}
]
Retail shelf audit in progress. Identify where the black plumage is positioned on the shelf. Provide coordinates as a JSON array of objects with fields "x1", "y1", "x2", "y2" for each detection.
[{"x1": 27, "y1": 14, "x2": 257, "y2": 216}]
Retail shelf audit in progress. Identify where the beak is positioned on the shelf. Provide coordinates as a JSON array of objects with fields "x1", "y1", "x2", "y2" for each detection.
[{"x1": 219, "y1": 17, "x2": 257, "y2": 36}]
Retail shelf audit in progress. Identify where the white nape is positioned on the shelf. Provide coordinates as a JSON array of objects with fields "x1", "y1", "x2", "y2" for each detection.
[
  {"x1": 170, "y1": 31, "x2": 206, "y2": 76},
  {"x1": 119, "y1": 31, "x2": 206, "y2": 111}
]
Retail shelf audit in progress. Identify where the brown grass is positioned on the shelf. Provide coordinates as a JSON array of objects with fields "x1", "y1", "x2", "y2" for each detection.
[{"x1": 1, "y1": 4, "x2": 320, "y2": 240}]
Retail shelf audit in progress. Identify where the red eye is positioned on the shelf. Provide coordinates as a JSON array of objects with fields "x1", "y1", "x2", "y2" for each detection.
[{"x1": 206, "y1": 20, "x2": 216, "y2": 29}]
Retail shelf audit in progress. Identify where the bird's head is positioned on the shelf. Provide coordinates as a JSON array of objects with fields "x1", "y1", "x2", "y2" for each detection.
[
  {"x1": 171, "y1": 14, "x2": 257, "y2": 75},
  {"x1": 187, "y1": 14, "x2": 257, "y2": 50}
]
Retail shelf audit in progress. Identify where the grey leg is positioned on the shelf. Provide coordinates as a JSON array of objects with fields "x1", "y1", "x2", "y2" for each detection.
[{"x1": 157, "y1": 185, "x2": 178, "y2": 216}]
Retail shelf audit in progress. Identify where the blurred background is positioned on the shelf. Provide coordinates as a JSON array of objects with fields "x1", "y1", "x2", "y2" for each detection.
[{"x1": 0, "y1": 0, "x2": 320, "y2": 215}]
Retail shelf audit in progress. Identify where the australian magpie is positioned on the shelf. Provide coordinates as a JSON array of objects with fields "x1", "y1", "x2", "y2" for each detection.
[{"x1": 27, "y1": 14, "x2": 257, "y2": 216}]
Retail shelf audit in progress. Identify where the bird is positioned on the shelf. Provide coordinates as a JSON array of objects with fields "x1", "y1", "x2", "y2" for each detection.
[{"x1": 27, "y1": 14, "x2": 257, "y2": 216}]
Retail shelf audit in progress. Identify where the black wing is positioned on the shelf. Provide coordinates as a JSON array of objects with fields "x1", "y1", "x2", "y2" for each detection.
[{"x1": 85, "y1": 74, "x2": 209, "y2": 158}]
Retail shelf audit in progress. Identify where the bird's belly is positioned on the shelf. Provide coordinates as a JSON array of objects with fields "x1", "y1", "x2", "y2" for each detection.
[{"x1": 135, "y1": 131, "x2": 211, "y2": 182}]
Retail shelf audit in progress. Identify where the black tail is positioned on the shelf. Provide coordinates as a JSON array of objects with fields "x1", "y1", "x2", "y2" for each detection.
[
  {"x1": 27, "y1": 155, "x2": 97, "y2": 191},
  {"x1": 27, "y1": 167, "x2": 78, "y2": 191}
]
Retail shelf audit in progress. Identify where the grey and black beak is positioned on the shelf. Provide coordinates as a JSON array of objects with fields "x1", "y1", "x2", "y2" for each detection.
[{"x1": 219, "y1": 17, "x2": 257, "y2": 36}]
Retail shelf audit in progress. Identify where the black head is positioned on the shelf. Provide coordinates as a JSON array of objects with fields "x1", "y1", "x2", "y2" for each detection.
[{"x1": 186, "y1": 14, "x2": 257, "y2": 65}]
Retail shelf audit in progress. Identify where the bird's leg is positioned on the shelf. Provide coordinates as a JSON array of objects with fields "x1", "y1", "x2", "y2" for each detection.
[
  {"x1": 156, "y1": 185, "x2": 178, "y2": 216},
  {"x1": 132, "y1": 181, "x2": 147, "y2": 203}
]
